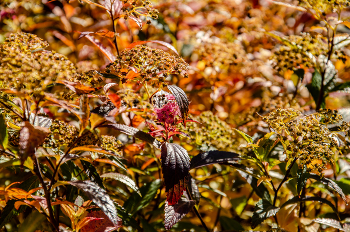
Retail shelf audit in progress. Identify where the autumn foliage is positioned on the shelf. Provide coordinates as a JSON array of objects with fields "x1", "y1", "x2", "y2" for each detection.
[{"x1": 2, "y1": 0, "x2": 350, "y2": 231}]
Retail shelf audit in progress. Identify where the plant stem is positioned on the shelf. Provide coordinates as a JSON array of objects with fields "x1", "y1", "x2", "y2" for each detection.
[
  {"x1": 111, "y1": 14, "x2": 120, "y2": 56},
  {"x1": 34, "y1": 156, "x2": 59, "y2": 231},
  {"x1": 186, "y1": 186, "x2": 210, "y2": 232},
  {"x1": 273, "y1": 157, "x2": 297, "y2": 207},
  {"x1": 316, "y1": 27, "x2": 335, "y2": 111}
]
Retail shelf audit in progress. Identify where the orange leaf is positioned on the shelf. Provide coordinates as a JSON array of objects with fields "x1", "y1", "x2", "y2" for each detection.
[{"x1": 141, "y1": 158, "x2": 155, "y2": 170}]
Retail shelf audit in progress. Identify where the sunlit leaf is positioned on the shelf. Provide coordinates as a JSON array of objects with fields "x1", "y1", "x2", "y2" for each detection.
[
  {"x1": 313, "y1": 218, "x2": 350, "y2": 231},
  {"x1": 70, "y1": 145, "x2": 116, "y2": 156},
  {"x1": 68, "y1": 180, "x2": 120, "y2": 226},
  {"x1": 82, "y1": 34, "x2": 116, "y2": 62},
  {"x1": 101, "y1": 173, "x2": 141, "y2": 196},
  {"x1": 0, "y1": 113, "x2": 8, "y2": 149},
  {"x1": 309, "y1": 174, "x2": 347, "y2": 202},
  {"x1": 164, "y1": 197, "x2": 195, "y2": 230},
  {"x1": 167, "y1": 85, "x2": 189, "y2": 123}
]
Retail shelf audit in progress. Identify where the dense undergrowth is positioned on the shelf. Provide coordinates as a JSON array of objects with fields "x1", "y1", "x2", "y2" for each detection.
[{"x1": 2, "y1": 0, "x2": 350, "y2": 231}]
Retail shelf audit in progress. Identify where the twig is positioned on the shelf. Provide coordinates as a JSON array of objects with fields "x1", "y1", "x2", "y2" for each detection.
[
  {"x1": 110, "y1": 13, "x2": 120, "y2": 56},
  {"x1": 273, "y1": 157, "x2": 297, "y2": 207},
  {"x1": 186, "y1": 186, "x2": 210, "y2": 232},
  {"x1": 316, "y1": 27, "x2": 335, "y2": 110},
  {"x1": 34, "y1": 156, "x2": 59, "y2": 231}
]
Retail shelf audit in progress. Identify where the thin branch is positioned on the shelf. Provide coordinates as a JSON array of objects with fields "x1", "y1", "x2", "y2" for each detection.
[
  {"x1": 110, "y1": 14, "x2": 120, "y2": 56},
  {"x1": 33, "y1": 156, "x2": 59, "y2": 231},
  {"x1": 186, "y1": 186, "x2": 210, "y2": 232},
  {"x1": 273, "y1": 157, "x2": 297, "y2": 207}
]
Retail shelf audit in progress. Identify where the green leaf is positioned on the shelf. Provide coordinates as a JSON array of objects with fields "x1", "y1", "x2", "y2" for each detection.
[
  {"x1": 220, "y1": 216, "x2": 244, "y2": 231},
  {"x1": 252, "y1": 199, "x2": 279, "y2": 229},
  {"x1": 306, "y1": 70, "x2": 324, "y2": 108},
  {"x1": 80, "y1": 160, "x2": 105, "y2": 189},
  {"x1": 297, "y1": 167, "x2": 308, "y2": 196},
  {"x1": 18, "y1": 211, "x2": 46, "y2": 232},
  {"x1": 240, "y1": 171, "x2": 272, "y2": 203},
  {"x1": 329, "y1": 82, "x2": 350, "y2": 92},
  {"x1": 140, "y1": 218, "x2": 158, "y2": 232},
  {"x1": 230, "y1": 196, "x2": 247, "y2": 215},
  {"x1": 101, "y1": 173, "x2": 141, "y2": 196},
  {"x1": 335, "y1": 178, "x2": 350, "y2": 195},
  {"x1": 234, "y1": 129, "x2": 253, "y2": 144},
  {"x1": 0, "y1": 113, "x2": 8, "y2": 149},
  {"x1": 123, "y1": 179, "x2": 162, "y2": 215},
  {"x1": 116, "y1": 204, "x2": 142, "y2": 230}
]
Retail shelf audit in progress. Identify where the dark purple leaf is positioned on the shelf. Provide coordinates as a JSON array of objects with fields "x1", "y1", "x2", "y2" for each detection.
[
  {"x1": 91, "y1": 101, "x2": 116, "y2": 117},
  {"x1": 161, "y1": 143, "x2": 190, "y2": 205},
  {"x1": 190, "y1": 150, "x2": 240, "y2": 169},
  {"x1": 68, "y1": 180, "x2": 119, "y2": 226},
  {"x1": 188, "y1": 176, "x2": 200, "y2": 205},
  {"x1": 167, "y1": 85, "x2": 189, "y2": 123},
  {"x1": 164, "y1": 197, "x2": 195, "y2": 230},
  {"x1": 102, "y1": 123, "x2": 161, "y2": 148}
]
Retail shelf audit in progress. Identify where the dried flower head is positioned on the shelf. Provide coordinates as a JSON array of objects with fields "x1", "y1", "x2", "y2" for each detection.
[
  {"x1": 44, "y1": 120, "x2": 78, "y2": 149},
  {"x1": 180, "y1": 111, "x2": 240, "y2": 152},
  {"x1": 119, "y1": 0, "x2": 159, "y2": 21},
  {"x1": 298, "y1": 0, "x2": 350, "y2": 17},
  {"x1": 100, "y1": 135, "x2": 122, "y2": 154},
  {"x1": 68, "y1": 70, "x2": 104, "y2": 86},
  {"x1": 105, "y1": 45, "x2": 189, "y2": 85},
  {"x1": 0, "y1": 32, "x2": 76, "y2": 96},
  {"x1": 263, "y1": 108, "x2": 345, "y2": 174},
  {"x1": 273, "y1": 33, "x2": 327, "y2": 74}
]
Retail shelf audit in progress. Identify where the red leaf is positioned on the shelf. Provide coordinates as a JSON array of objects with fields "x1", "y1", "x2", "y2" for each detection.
[{"x1": 80, "y1": 34, "x2": 116, "y2": 62}]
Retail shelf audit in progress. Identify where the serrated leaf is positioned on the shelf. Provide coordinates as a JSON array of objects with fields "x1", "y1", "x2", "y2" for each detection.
[
  {"x1": 334, "y1": 34, "x2": 350, "y2": 50},
  {"x1": 164, "y1": 198, "x2": 195, "y2": 230},
  {"x1": 187, "y1": 176, "x2": 200, "y2": 205},
  {"x1": 0, "y1": 113, "x2": 8, "y2": 149},
  {"x1": 161, "y1": 143, "x2": 190, "y2": 205},
  {"x1": 167, "y1": 85, "x2": 189, "y2": 123},
  {"x1": 252, "y1": 199, "x2": 279, "y2": 229},
  {"x1": 101, "y1": 173, "x2": 141, "y2": 196},
  {"x1": 309, "y1": 174, "x2": 347, "y2": 202},
  {"x1": 81, "y1": 160, "x2": 105, "y2": 189},
  {"x1": 68, "y1": 180, "x2": 119, "y2": 226},
  {"x1": 313, "y1": 218, "x2": 350, "y2": 231},
  {"x1": 190, "y1": 150, "x2": 240, "y2": 169},
  {"x1": 103, "y1": 123, "x2": 161, "y2": 148}
]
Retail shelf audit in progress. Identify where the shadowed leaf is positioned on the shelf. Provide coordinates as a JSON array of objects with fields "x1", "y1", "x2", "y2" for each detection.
[
  {"x1": 0, "y1": 113, "x2": 8, "y2": 149},
  {"x1": 190, "y1": 150, "x2": 240, "y2": 169},
  {"x1": 161, "y1": 143, "x2": 190, "y2": 205},
  {"x1": 252, "y1": 199, "x2": 279, "y2": 229}
]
